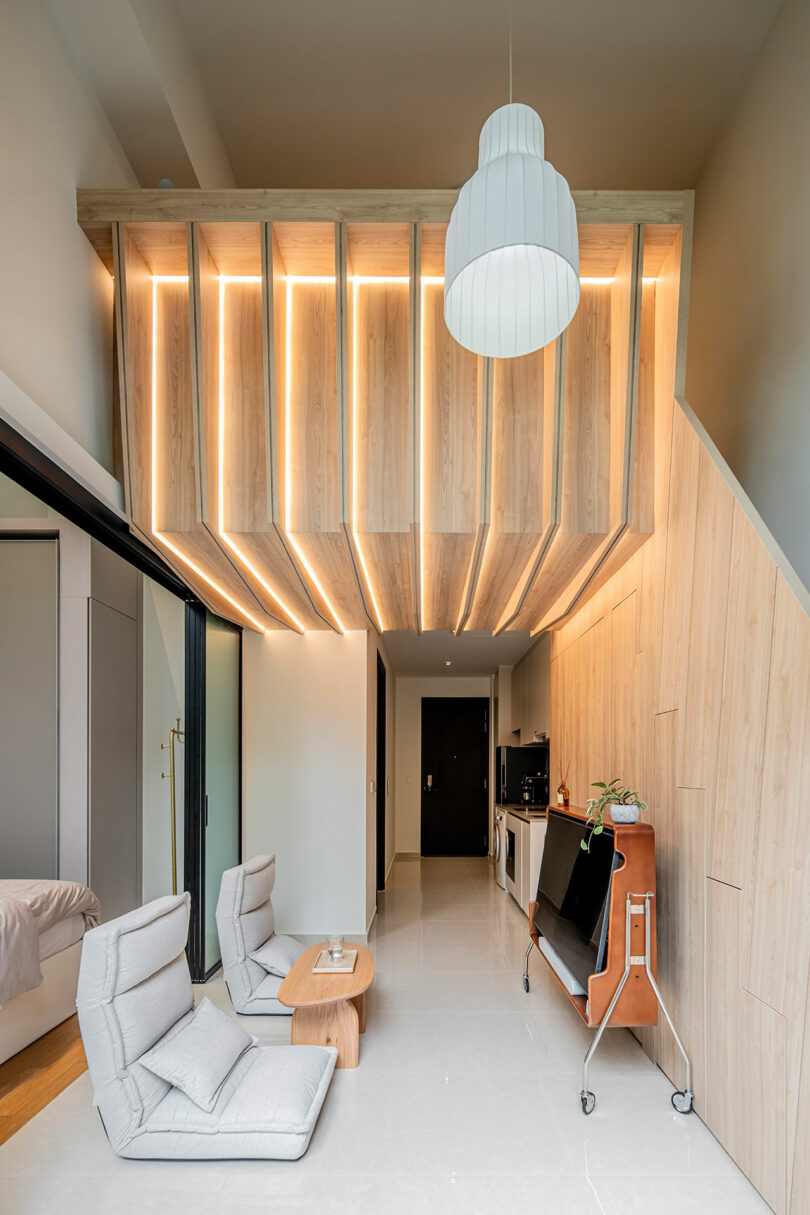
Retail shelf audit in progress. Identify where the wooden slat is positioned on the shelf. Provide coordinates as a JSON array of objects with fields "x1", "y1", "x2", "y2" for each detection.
[
  {"x1": 455, "y1": 357, "x2": 492, "y2": 633},
  {"x1": 509, "y1": 280, "x2": 613, "y2": 630},
  {"x1": 533, "y1": 225, "x2": 644, "y2": 632},
  {"x1": 78, "y1": 188, "x2": 688, "y2": 229},
  {"x1": 351, "y1": 275, "x2": 413, "y2": 630},
  {"x1": 420, "y1": 275, "x2": 482, "y2": 631},
  {"x1": 657, "y1": 405, "x2": 701, "y2": 712}
]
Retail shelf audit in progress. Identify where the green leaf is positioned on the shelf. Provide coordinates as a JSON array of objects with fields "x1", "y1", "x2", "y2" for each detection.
[
  {"x1": 593, "y1": 823, "x2": 603, "y2": 834},
  {"x1": 580, "y1": 839, "x2": 588, "y2": 851}
]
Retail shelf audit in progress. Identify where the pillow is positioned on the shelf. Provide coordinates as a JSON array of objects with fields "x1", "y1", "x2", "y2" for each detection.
[
  {"x1": 249, "y1": 933, "x2": 306, "y2": 977},
  {"x1": 140, "y1": 998, "x2": 255, "y2": 1112}
]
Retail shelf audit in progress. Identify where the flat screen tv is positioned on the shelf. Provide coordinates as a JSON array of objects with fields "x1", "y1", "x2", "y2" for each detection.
[{"x1": 532, "y1": 810, "x2": 620, "y2": 991}]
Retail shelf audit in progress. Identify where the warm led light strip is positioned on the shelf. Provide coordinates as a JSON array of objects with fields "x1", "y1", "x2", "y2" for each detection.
[
  {"x1": 284, "y1": 277, "x2": 346, "y2": 632},
  {"x1": 419, "y1": 276, "x2": 446, "y2": 632},
  {"x1": 351, "y1": 277, "x2": 389, "y2": 632},
  {"x1": 216, "y1": 276, "x2": 306, "y2": 631},
  {"x1": 581, "y1": 277, "x2": 657, "y2": 284},
  {"x1": 151, "y1": 275, "x2": 266, "y2": 633}
]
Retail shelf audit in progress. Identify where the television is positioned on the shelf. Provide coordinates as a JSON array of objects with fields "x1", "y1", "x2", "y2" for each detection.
[{"x1": 532, "y1": 810, "x2": 621, "y2": 991}]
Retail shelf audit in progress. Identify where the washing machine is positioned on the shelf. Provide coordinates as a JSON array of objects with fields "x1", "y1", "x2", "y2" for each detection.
[{"x1": 494, "y1": 807, "x2": 508, "y2": 889}]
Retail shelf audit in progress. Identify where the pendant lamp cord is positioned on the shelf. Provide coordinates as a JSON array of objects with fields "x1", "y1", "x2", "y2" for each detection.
[{"x1": 508, "y1": 2, "x2": 513, "y2": 103}]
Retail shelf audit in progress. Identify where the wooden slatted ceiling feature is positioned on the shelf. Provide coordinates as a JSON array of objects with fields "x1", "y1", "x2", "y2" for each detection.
[
  {"x1": 504, "y1": 280, "x2": 613, "y2": 631},
  {"x1": 192, "y1": 222, "x2": 328, "y2": 631},
  {"x1": 114, "y1": 222, "x2": 272, "y2": 630},
  {"x1": 530, "y1": 225, "x2": 644, "y2": 633},
  {"x1": 280, "y1": 223, "x2": 369, "y2": 630},
  {"x1": 350, "y1": 273, "x2": 413, "y2": 630},
  {"x1": 104, "y1": 208, "x2": 689, "y2": 636},
  {"x1": 466, "y1": 346, "x2": 548, "y2": 630},
  {"x1": 419, "y1": 230, "x2": 484, "y2": 631}
]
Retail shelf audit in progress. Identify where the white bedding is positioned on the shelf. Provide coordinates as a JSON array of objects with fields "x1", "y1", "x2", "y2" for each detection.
[
  {"x1": 0, "y1": 879, "x2": 100, "y2": 1005},
  {"x1": 38, "y1": 912, "x2": 86, "y2": 962}
]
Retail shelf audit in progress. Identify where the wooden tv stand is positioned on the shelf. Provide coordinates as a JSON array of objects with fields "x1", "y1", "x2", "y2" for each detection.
[
  {"x1": 528, "y1": 804, "x2": 658, "y2": 1028},
  {"x1": 525, "y1": 803, "x2": 693, "y2": 1115}
]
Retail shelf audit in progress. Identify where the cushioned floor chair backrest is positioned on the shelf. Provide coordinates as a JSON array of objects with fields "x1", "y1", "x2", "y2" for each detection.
[
  {"x1": 76, "y1": 893, "x2": 193, "y2": 1152},
  {"x1": 216, "y1": 855, "x2": 276, "y2": 1009}
]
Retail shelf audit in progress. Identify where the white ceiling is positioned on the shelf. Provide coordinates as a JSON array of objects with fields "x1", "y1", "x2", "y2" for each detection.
[
  {"x1": 383, "y1": 629, "x2": 532, "y2": 677},
  {"x1": 171, "y1": 0, "x2": 780, "y2": 190}
]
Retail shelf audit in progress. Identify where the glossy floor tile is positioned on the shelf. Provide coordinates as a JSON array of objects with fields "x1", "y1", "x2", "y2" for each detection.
[{"x1": 0, "y1": 857, "x2": 772, "y2": 1214}]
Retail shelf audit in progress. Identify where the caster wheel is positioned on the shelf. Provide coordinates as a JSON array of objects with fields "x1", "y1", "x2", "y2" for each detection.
[
  {"x1": 671, "y1": 1090, "x2": 694, "y2": 1115},
  {"x1": 580, "y1": 1091, "x2": 595, "y2": 1115},
  {"x1": 523, "y1": 975, "x2": 530, "y2": 993}
]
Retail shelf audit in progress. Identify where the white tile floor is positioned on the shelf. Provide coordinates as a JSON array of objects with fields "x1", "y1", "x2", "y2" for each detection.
[{"x1": 0, "y1": 857, "x2": 772, "y2": 1214}]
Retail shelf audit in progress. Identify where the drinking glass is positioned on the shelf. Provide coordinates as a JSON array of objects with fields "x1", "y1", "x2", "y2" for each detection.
[{"x1": 327, "y1": 935, "x2": 344, "y2": 964}]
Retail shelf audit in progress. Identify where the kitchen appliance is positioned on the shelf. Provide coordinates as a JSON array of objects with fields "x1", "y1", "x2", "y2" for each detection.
[
  {"x1": 497, "y1": 745, "x2": 548, "y2": 804},
  {"x1": 505, "y1": 811, "x2": 548, "y2": 914},
  {"x1": 521, "y1": 773, "x2": 549, "y2": 806},
  {"x1": 494, "y1": 807, "x2": 507, "y2": 889},
  {"x1": 505, "y1": 813, "x2": 519, "y2": 899}
]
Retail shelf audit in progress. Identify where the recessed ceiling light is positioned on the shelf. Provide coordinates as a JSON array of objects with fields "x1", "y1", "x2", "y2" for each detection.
[{"x1": 444, "y1": 660, "x2": 452, "y2": 667}]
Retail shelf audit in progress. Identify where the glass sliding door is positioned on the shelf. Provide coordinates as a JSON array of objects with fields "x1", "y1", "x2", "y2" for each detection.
[
  {"x1": 184, "y1": 603, "x2": 242, "y2": 980},
  {"x1": 203, "y1": 613, "x2": 241, "y2": 974}
]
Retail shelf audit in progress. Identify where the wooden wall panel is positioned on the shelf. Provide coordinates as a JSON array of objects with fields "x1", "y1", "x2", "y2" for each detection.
[
  {"x1": 706, "y1": 878, "x2": 787, "y2": 1214},
  {"x1": 709, "y1": 504, "x2": 777, "y2": 887},
  {"x1": 549, "y1": 389, "x2": 810, "y2": 1212},
  {"x1": 678, "y1": 449, "x2": 734, "y2": 789}
]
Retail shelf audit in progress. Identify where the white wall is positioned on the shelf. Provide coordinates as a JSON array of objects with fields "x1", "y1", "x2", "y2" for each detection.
[
  {"x1": 686, "y1": 0, "x2": 810, "y2": 592},
  {"x1": 242, "y1": 630, "x2": 369, "y2": 939},
  {"x1": 140, "y1": 578, "x2": 186, "y2": 903},
  {"x1": 0, "y1": 1, "x2": 136, "y2": 475},
  {"x1": 394, "y1": 676, "x2": 492, "y2": 854}
]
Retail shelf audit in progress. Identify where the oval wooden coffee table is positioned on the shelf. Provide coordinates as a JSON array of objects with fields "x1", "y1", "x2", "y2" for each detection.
[{"x1": 277, "y1": 943, "x2": 375, "y2": 1069}]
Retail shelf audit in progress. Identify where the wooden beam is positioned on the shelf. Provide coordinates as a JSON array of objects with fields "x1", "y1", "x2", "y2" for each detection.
[{"x1": 78, "y1": 188, "x2": 688, "y2": 232}]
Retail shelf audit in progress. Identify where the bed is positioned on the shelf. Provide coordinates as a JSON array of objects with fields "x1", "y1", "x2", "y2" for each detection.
[{"x1": 0, "y1": 879, "x2": 100, "y2": 1065}]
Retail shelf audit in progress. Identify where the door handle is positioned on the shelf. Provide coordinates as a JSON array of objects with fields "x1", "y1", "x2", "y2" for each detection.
[{"x1": 424, "y1": 774, "x2": 436, "y2": 794}]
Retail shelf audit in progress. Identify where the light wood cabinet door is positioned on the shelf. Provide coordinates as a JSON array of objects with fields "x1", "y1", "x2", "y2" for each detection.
[
  {"x1": 527, "y1": 635, "x2": 551, "y2": 742},
  {"x1": 511, "y1": 658, "x2": 528, "y2": 741}
]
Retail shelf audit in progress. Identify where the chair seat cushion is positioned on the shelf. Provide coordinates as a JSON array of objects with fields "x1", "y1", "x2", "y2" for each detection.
[{"x1": 122, "y1": 1043, "x2": 337, "y2": 1160}]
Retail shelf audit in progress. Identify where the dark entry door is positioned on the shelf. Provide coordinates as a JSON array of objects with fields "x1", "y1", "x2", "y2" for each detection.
[{"x1": 421, "y1": 698, "x2": 489, "y2": 856}]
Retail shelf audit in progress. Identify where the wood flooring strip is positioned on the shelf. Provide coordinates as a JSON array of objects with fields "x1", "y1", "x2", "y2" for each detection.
[{"x1": 0, "y1": 1015, "x2": 86, "y2": 1146}]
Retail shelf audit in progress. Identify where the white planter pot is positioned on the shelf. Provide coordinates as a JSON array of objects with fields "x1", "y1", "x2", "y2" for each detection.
[{"x1": 609, "y1": 802, "x2": 640, "y2": 824}]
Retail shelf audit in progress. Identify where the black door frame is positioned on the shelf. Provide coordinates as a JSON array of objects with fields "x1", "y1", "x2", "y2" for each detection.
[
  {"x1": 376, "y1": 653, "x2": 387, "y2": 892},
  {"x1": 184, "y1": 605, "x2": 243, "y2": 982}
]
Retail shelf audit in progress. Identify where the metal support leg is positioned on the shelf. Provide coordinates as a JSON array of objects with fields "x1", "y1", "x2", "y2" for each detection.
[
  {"x1": 579, "y1": 891, "x2": 694, "y2": 1115},
  {"x1": 580, "y1": 895, "x2": 633, "y2": 1114},
  {"x1": 523, "y1": 941, "x2": 533, "y2": 993},
  {"x1": 641, "y1": 892, "x2": 694, "y2": 1114}
]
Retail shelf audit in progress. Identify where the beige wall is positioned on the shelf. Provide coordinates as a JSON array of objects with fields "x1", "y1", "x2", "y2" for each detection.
[
  {"x1": 394, "y1": 676, "x2": 492, "y2": 854},
  {"x1": 0, "y1": 1, "x2": 136, "y2": 475},
  {"x1": 242, "y1": 629, "x2": 369, "y2": 938},
  {"x1": 686, "y1": 0, "x2": 810, "y2": 591}
]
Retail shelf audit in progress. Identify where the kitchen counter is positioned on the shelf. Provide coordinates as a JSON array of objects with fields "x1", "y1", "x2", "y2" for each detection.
[{"x1": 501, "y1": 806, "x2": 548, "y2": 823}]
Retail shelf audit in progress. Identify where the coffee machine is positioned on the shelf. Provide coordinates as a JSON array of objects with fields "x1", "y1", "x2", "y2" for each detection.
[{"x1": 520, "y1": 773, "x2": 549, "y2": 806}]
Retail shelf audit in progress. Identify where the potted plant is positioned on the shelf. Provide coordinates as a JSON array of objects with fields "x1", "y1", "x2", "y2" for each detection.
[{"x1": 581, "y1": 779, "x2": 647, "y2": 851}]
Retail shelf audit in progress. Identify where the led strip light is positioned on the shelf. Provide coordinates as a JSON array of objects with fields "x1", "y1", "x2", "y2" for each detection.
[{"x1": 151, "y1": 275, "x2": 266, "y2": 632}]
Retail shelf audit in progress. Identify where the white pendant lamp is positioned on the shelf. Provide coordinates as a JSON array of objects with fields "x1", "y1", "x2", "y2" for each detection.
[{"x1": 444, "y1": 102, "x2": 580, "y2": 359}]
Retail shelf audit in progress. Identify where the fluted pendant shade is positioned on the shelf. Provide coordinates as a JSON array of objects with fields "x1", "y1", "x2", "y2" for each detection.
[{"x1": 444, "y1": 103, "x2": 580, "y2": 359}]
